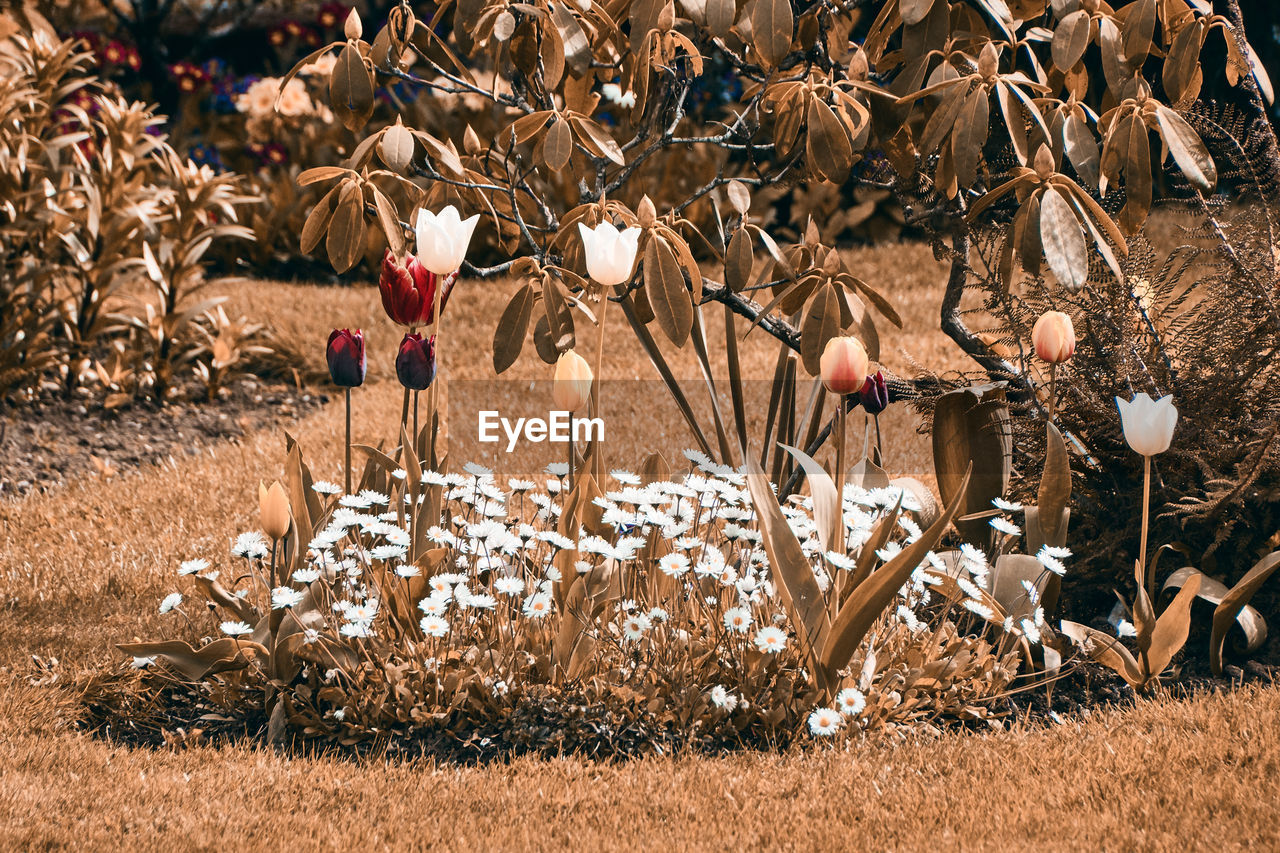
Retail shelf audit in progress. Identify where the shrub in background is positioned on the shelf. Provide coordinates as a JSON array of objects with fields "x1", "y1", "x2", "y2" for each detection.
[{"x1": 0, "y1": 9, "x2": 285, "y2": 406}]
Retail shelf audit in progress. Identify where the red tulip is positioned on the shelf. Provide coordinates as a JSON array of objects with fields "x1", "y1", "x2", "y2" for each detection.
[
  {"x1": 395, "y1": 333, "x2": 436, "y2": 390},
  {"x1": 378, "y1": 250, "x2": 456, "y2": 327},
  {"x1": 326, "y1": 328, "x2": 365, "y2": 387},
  {"x1": 859, "y1": 370, "x2": 889, "y2": 414}
]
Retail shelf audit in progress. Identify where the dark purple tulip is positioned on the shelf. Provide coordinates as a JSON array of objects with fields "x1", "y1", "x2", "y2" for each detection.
[
  {"x1": 326, "y1": 328, "x2": 365, "y2": 387},
  {"x1": 859, "y1": 370, "x2": 889, "y2": 415},
  {"x1": 395, "y1": 333, "x2": 436, "y2": 390}
]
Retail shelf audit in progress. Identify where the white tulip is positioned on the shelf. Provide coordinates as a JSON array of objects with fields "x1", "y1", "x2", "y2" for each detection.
[
  {"x1": 578, "y1": 221, "x2": 641, "y2": 287},
  {"x1": 1115, "y1": 393, "x2": 1178, "y2": 457},
  {"x1": 414, "y1": 205, "x2": 480, "y2": 275}
]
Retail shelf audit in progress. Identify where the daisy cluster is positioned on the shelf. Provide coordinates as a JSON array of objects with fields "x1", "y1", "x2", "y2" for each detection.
[{"x1": 156, "y1": 449, "x2": 1068, "y2": 739}]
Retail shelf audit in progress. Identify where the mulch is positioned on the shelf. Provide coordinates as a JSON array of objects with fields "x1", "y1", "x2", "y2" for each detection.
[{"x1": 0, "y1": 380, "x2": 327, "y2": 498}]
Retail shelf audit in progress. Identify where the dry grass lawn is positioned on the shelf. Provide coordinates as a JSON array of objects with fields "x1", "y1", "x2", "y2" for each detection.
[{"x1": 0, "y1": 242, "x2": 1274, "y2": 850}]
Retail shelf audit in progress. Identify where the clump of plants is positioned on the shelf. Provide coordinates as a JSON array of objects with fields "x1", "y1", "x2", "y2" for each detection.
[{"x1": 0, "y1": 8, "x2": 286, "y2": 406}]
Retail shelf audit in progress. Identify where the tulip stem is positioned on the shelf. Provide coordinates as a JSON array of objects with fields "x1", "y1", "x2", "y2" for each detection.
[
  {"x1": 873, "y1": 413, "x2": 883, "y2": 467},
  {"x1": 413, "y1": 390, "x2": 420, "y2": 454},
  {"x1": 1048, "y1": 363, "x2": 1057, "y2": 422},
  {"x1": 834, "y1": 395, "x2": 846, "y2": 517},
  {"x1": 1140, "y1": 454, "x2": 1152, "y2": 597},
  {"x1": 399, "y1": 387, "x2": 410, "y2": 450},
  {"x1": 344, "y1": 388, "x2": 352, "y2": 496},
  {"x1": 591, "y1": 289, "x2": 609, "y2": 420}
]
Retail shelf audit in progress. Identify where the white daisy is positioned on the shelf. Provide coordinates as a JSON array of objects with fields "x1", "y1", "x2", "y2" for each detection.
[
  {"x1": 522, "y1": 592, "x2": 554, "y2": 619},
  {"x1": 271, "y1": 587, "x2": 306, "y2": 610},
  {"x1": 835, "y1": 687, "x2": 866, "y2": 716},
  {"x1": 723, "y1": 606, "x2": 752, "y2": 634},
  {"x1": 658, "y1": 552, "x2": 690, "y2": 577},
  {"x1": 622, "y1": 612, "x2": 652, "y2": 641},
  {"x1": 220, "y1": 620, "x2": 252, "y2": 636},
  {"x1": 312, "y1": 480, "x2": 342, "y2": 496},
  {"x1": 808, "y1": 706, "x2": 843, "y2": 736},
  {"x1": 159, "y1": 593, "x2": 182, "y2": 614},
  {"x1": 710, "y1": 684, "x2": 739, "y2": 711},
  {"x1": 754, "y1": 626, "x2": 787, "y2": 653},
  {"x1": 419, "y1": 614, "x2": 449, "y2": 637},
  {"x1": 178, "y1": 558, "x2": 209, "y2": 576}
]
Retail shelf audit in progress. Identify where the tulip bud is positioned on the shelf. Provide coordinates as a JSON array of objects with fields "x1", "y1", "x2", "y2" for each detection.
[
  {"x1": 1115, "y1": 393, "x2": 1178, "y2": 457},
  {"x1": 326, "y1": 328, "x2": 365, "y2": 387},
  {"x1": 1032, "y1": 310, "x2": 1076, "y2": 363},
  {"x1": 414, "y1": 205, "x2": 480, "y2": 275},
  {"x1": 552, "y1": 349, "x2": 593, "y2": 412},
  {"x1": 395, "y1": 333, "x2": 437, "y2": 391},
  {"x1": 259, "y1": 480, "x2": 291, "y2": 541},
  {"x1": 819, "y1": 336, "x2": 869, "y2": 395},
  {"x1": 344, "y1": 8, "x2": 362, "y2": 40},
  {"x1": 578, "y1": 221, "x2": 641, "y2": 287},
  {"x1": 379, "y1": 250, "x2": 455, "y2": 327},
  {"x1": 859, "y1": 370, "x2": 889, "y2": 415}
]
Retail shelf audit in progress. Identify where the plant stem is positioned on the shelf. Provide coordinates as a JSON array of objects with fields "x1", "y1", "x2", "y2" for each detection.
[
  {"x1": 591, "y1": 286, "x2": 610, "y2": 418},
  {"x1": 344, "y1": 387, "x2": 352, "y2": 495},
  {"x1": 1048, "y1": 362, "x2": 1057, "y2": 422},
  {"x1": 413, "y1": 389, "x2": 420, "y2": 453},
  {"x1": 873, "y1": 413, "x2": 883, "y2": 467},
  {"x1": 1141, "y1": 454, "x2": 1152, "y2": 597},
  {"x1": 834, "y1": 395, "x2": 846, "y2": 519}
]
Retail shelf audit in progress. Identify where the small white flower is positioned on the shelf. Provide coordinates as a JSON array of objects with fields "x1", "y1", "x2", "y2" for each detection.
[
  {"x1": 611, "y1": 469, "x2": 641, "y2": 485},
  {"x1": 622, "y1": 612, "x2": 652, "y2": 641},
  {"x1": 648, "y1": 607, "x2": 668, "y2": 622},
  {"x1": 808, "y1": 706, "x2": 843, "y2": 736},
  {"x1": 523, "y1": 592, "x2": 554, "y2": 619},
  {"x1": 340, "y1": 622, "x2": 374, "y2": 638},
  {"x1": 754, "y1": 626, "x2": 787, "y2": 653},
  {"x1": 990, "y1": 517, "x2": 1021, "y2": 537},
  {"x1": 271, "y1": 587, "x2": 306, "y2": 610},
  {"x1": 962, "y1": 600, "x2": 995, "y2": 621},
  {"x1": 419, "y1": 615, "x2": 449, "y2": 637},
  {"x1": 494, "y1": 576, "x2": 525, "y2": 596},
  {"x1": 159, "y1": 593, "x2": 182, "y2": 614},
  {"x1": 723, "y1": 606, "x2": 752, "y2": 634},
  {"x1": 178, "y1": 559, "x2": 209, "y2": 576},
  {"x1": 131, "y1": 655, "x2": 157, "y2": 669},
  {"x1": 835, "y1": 687, "x2": 866, "y2": 717},
  {"x1": 992, "y1": 497, "x2": 1022, "y2": 512},
  {"x1": 463, "y1": 461, "x2": 494, "y2": 479},
  {"x1": 312, "y1": 480, "x2": 342, "y2": 496},
  {"x1": 418, "y1": 596, "x2": 448, "y2": 617},
  {"x1": 1116, "y1": 619, "x2": 1137, "y2": 638},
  {"x1": 545, "y1": 462, "x2": 569, "y2": 477},
  {"x1": 293, "y1": 567, "x2": 322, "y2": 584},
  {"x1": 710, "y1": 685, "x2": 739, "y2": 711},
  {"x1": 658, "y1": 552, "x2": 690, "y2": 577},
  {"x1": 220, "y1": 620, "x2": 252, "y2": 636}
]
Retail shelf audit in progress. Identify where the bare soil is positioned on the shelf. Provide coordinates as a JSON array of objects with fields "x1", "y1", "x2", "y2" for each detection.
[{"x1": 0, "y1": 381, "x2": 325, "y2": 498}]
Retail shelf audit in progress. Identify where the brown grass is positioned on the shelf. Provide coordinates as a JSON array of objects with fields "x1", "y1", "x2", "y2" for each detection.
[{"x1": 0, "y1": 243, "x2": 1274, "y2": 849}]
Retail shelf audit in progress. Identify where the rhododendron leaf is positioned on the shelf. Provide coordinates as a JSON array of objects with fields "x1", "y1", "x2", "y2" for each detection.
[{"x1": 493, "y1": 283, "x2": 536, "y2": 374}]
